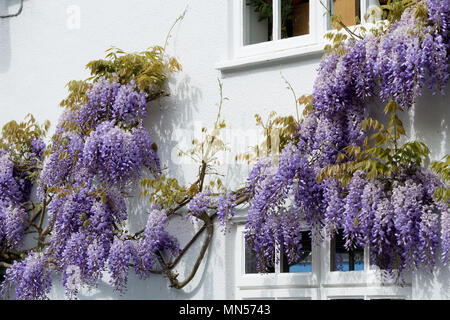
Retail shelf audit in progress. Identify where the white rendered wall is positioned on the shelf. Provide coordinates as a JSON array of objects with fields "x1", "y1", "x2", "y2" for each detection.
[{"x1": 0, "y1": 0, "x2": 448, "y2": 299}]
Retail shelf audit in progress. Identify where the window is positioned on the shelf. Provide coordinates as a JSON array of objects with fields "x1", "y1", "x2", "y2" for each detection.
[
  {"x1": 244, "y1": 240, "x2": 275, "y2": 274},
  {"x1": 234, "y1": 217, "x2": 412, "y2": 300},
  {"x1": 233, "y1": 0, "x2": 325, "y2": 60},
  {"x1": 235, "y1": 223, "x2": 320, "y2": 300},
  {"x1": 243, "y1": 230, "x2": 313, "y2": 274},
  {"x1": 244, "y1": 0, "x2": 311, "y2": 45},
  {"x1": 330, "y1": 229, "x2": 364, "y2": 272},
  {"x1": 217, "y1": 0, "x2": 385, "y2": 70},
  {"x1": 328, "y1": 0, "x2": 362, "y2": 29},
  {"x1": 281, "y1": 231, "x2": 312, "y2": 273}
]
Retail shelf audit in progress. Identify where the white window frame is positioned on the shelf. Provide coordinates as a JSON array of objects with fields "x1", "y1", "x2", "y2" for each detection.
[
  {"x1": 235, "y1": 223, "x2": 321, "y2": 300},
  {"x1": 320, "y1": 238, "x2": 412, "y2": 300},
  {"x1": 233, "y1": 211, "x2": 412, "y2": 300},
  {"x1": 217, "y1": 0, "x2": 380, "y2": 71},
  {"x1": 235, "y1": 0, "x2": 326, "y2": 59}
]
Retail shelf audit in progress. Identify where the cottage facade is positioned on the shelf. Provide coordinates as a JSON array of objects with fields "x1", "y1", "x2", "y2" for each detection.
[{"x1": 0, "y1": 0, "x2": 448, "y2": 300}]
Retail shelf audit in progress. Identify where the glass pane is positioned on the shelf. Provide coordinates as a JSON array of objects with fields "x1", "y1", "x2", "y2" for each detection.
[
  {"x1": 281, "y1": 0, "x2": 310, "y2": 39},
  {"x1": 330, "y1": 230, "x2": 364, "y2": 272},
  {"x1": 364, "y1": 0, "x2": 385, "y2": 23},
  {"x1": 245, "y1": 242, "x2": 275, "y2": 274},
  {"x1": 369, "y1": 250, "x2": 392, "y2": 270},
  {"x1": 327, "y1": 0, "x2": 361, "y2": 30},
  {"x1": 281, "y1": 231, "x2": 312, "y2": 273},
  {"x1": 0, "y1": 267, "x2": 6, "y2": 283},
  {"x1": 244, "y1": 0, "x2": 273, "y2": 45}
]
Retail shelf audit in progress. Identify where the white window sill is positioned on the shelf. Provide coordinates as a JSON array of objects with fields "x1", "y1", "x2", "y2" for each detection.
[
  {"x1": 237, "y1": 272, "x2": 319, "y2": 289},
  {"x1": 215, "y1": 42, "x2": 325, "y2": 72}
]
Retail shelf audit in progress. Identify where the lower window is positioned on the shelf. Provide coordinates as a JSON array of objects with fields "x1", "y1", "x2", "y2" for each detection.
[{"x1": 330, "y1": 229, "x2": 364, "y2": 272}]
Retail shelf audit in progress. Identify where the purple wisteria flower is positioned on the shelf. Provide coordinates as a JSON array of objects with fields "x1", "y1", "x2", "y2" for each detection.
[
  {"x1": 0, "y1": 151, "x2": 24, "y2": 204},
  {"x1": 217, "y1": 190, "x2": 237, "y2": 232},
  {"x1": 83, "y1": 121, "x2": 160, "y2": 188},
  {"x1": 77, "y1": 78, "x2": 148, "y2": 132},
  {"x1": 188, "y1": 190, "x2": 213, "y2": 220},
  {"x1": 3, "y1": 205, "x2": 28, "y2": 250},
  {"x1": 39, "y1": 131, "x2": 85, "y2": 191},
  {"x1": 30, "y1": 138, "x2": 46, "y2": 160},
  {"x1": 107, "y1": 236, "x2": 134, "y2": 294},
  {"x1": 244, "y1": 2, "x2": 450, "y2": 278},
  {"x1": 0, "y1": 252, "x2": 52, "y2": 300}
]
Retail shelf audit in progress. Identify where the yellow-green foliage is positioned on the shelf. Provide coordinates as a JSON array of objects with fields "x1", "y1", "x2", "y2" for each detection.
[
  {"x1": 86, "y1": 46, "x2": 182, "y2": 94},
  {"x1": 318, "y1": 100, "x2": 431, "y2": 186},
  {"x1": 0, "y1": 114, "x2": 50, "y2": 164},
  {"x1": 431, "y1": 155, "x2": 450, "y2": 203},
  {"x1": 141, "y1": 80, "x2": 231, "y2": 209},
  {"x1": 60, "y1": 46, "x2": 182, "y2": 113},
  {"x1": 321, "y1": 0, "x2": 430, "y2": 55},
  {"x1": 140, "y1": 175, "x2": 188, "y2": 209},
  {"x1": 235, "y1": 112, "x2": 298, "y2": 165},
  {"x1": 235, "y1": 94, "x2": 313, "y2": 165},
  {"x1": 381, "y1": 0, "x2": 425, "y2": 23}
]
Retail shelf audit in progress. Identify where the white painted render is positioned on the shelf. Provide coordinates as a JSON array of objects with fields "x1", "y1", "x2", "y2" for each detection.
[{"x1": 0, "y1": 0, "x2": 448, "y2": 299}]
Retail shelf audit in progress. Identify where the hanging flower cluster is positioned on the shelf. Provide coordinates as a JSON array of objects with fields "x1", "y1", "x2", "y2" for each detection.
[
  {"x1": 1, "y1": 0, "x2": 448, "y2": 300},
  {"x1": 187, "y1": 189, "x2": 238, "y2": 230},
  {"x1": 0, "y1": 69, "x2": 173, "y2": 299},
  {"x1": 0, "y1": 37, "x2": 245, "y2": 299},
  {"x1": 0, "y1": 135, "x2": 43, "y2": 251},
  {"x1": 245, "y1": 0, "x2": 449, "y2": 278}
]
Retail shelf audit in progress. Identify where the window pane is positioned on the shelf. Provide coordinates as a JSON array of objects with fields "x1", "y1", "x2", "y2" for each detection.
[
  {"x1": 245, "y1": 242, "x2": 275, "y2": 274},
  {"x1": 281, "y1": 0, "x2": 310, "y2": 39},
  {"x1": 327, "y1": 0, "x2": 361, "y2": 30},
  {"x1": 0, "y1": 267, "x2": 6, "y2": 283},
  {"x1": 369, "y1": 250, "x2": 393, "y2": 270},
  {"x1": 244, "y1": 0, "x2": 273, "y2": 45},
  {"x1": 364, "y1": 0, "x2": 385, "y2": 23},
  {"x1": 330, "y1": 230, "x2": 364, "y2": 272},
  {"x1": 281, "y1": 231, "x2": 312, "y2": 273}
]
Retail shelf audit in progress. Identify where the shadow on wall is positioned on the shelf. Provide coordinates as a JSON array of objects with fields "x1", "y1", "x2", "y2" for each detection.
[
  {"x1": 0, "y1": 0, "x2": 12, "y2": 73},
  {"x1": 412, "y1": 86, "x2": 450, "y2": 161},
  {"x1": 89, "y1": 71, "x2": 221, "y2": 300},
  {"x1": 413, "y1": 246, "x2": 450, "y2": 300},
  {"x1": 145, "y1": 73, "x2": 202, "y2": 182},
  {"x1": 126, "y1": 72, "x2": 202, "y2": 232},
  {"x1": 0, "y1": 0, "x2": 29, "y2": 73},
  {"x1": 368, "y1": 85, "x2": 449, "y2": 162},
  {"x1": 72, "y1": 211, "x2": 219, "y2": 300}
]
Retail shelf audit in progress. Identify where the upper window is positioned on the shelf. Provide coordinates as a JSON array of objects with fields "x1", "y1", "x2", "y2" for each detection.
[{"x1": 220, "y1": 0, "x2": 385, "y2": 69}]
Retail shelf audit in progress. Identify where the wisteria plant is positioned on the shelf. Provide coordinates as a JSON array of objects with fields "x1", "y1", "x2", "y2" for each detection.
[
  {"x1": 0, "y1": 37, "x2": 246, "y2": 299},
  {"x1": 244, "y1": 0, "x2": 449, "y2": 281},
  {"x1": 0, "y1": 0, "x2": 449, "y2": 300}
]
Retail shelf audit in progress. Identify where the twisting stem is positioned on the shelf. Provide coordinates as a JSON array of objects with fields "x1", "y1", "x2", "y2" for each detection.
[
  {"x1": 198, "y1": 161, "x2": 207, "y2": 192},
  {"x1": 319, "y1": 0, "x2": 364, "y2": 40},
  {"x1": 280, "y1": 72, "x2": 300, "y2": 122},
  {"x1": 166, "y1": 211, "x2": 214, "y2": 290},
  {"x1": 163, "y1": 6, "x2": 188, "y2": 52},
  {"x1": 0, "y1": 262, "x2": 12, "y2": 268},
  {"x1": 167, "y1": 223, "x2": 208, "y2": 270},
  {"x1": 38, "y1": 198, "x2": 47, "y2": 231}
]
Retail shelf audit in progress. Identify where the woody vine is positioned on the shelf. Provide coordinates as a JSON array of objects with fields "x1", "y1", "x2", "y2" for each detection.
[{"x1": 0, "y1": 0, "x2": 449, "y2": 299}]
